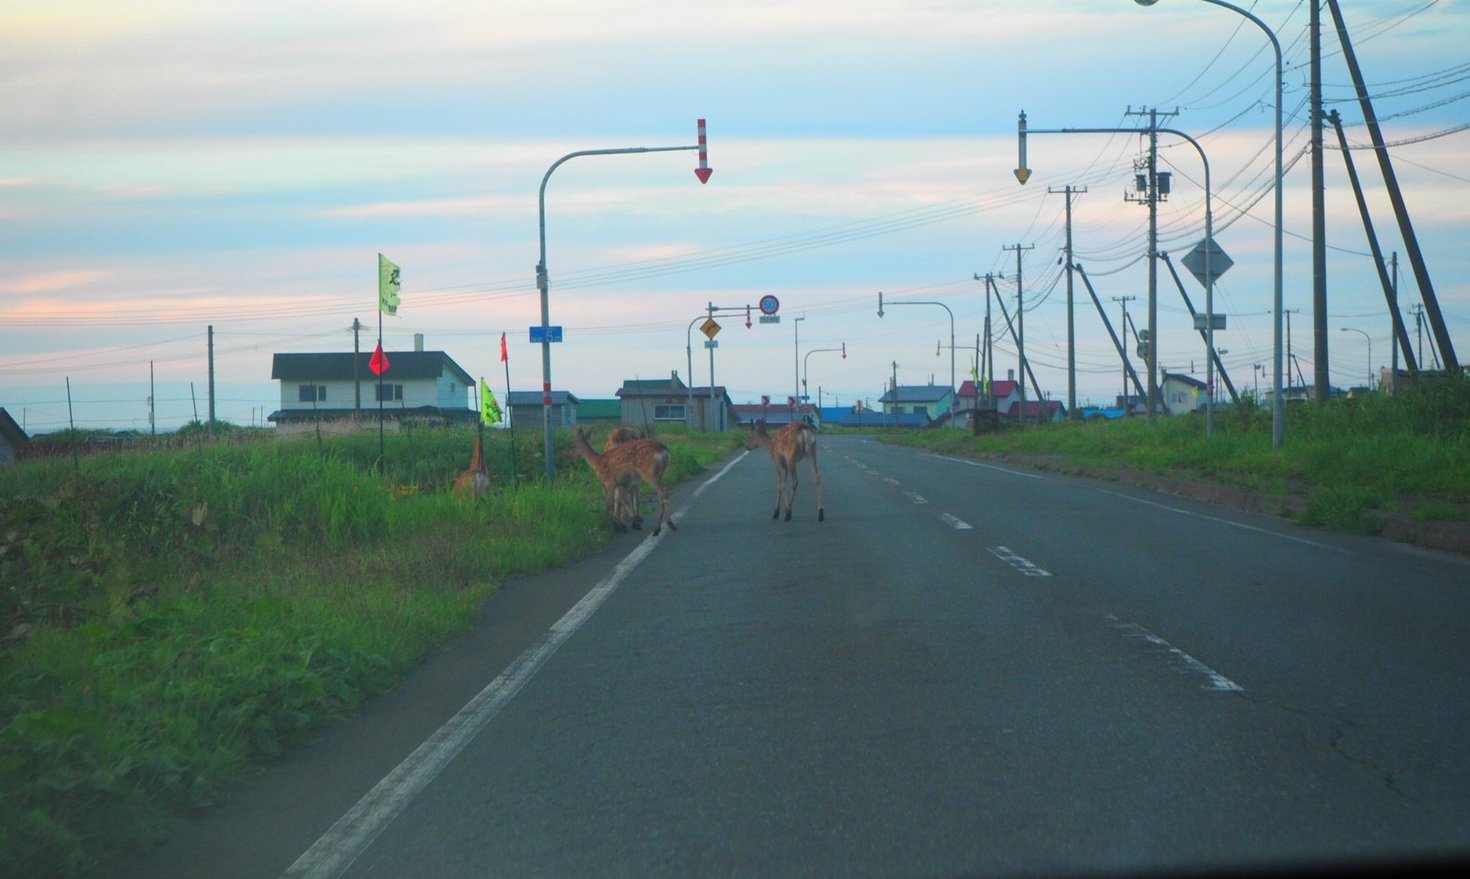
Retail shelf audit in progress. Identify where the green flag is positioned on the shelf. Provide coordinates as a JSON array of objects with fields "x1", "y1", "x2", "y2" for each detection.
[
  {"x1": 480, "y1": 378, "x2": 502, "y2": 425},
  {"x1": 378, "y1": 253, "x2": 401, "y2": 316}
]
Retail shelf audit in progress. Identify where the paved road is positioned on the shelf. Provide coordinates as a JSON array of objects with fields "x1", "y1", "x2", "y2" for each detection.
[{"x1": 117, "y1": 435, "x2": 1470, "y2": 878}]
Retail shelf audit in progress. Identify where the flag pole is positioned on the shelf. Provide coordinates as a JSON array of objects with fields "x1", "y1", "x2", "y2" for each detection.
[
  {"x1": 502, "y1": 332, "x2": 516, "y2": 489},
  {"x1": 377, "y1": 309, "x2": 385, "y2": 476}
]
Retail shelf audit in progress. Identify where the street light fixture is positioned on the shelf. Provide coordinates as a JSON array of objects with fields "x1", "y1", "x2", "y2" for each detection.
[
  {"x1": 877, "y1": 292, "x2": 956, "y2": 412},
  {"x1": 803, "y1": 345, "x2": 847, "y2": 406},
  {"x1": 534, "y1": 121, "x2": 711, "y2": 481},
  {"x1": 1340, "y1": 327, "x2": 1372, "y2": 390},
  {"x1": 1134, "y1": 0, "x2": 1284, "y2": 449}
]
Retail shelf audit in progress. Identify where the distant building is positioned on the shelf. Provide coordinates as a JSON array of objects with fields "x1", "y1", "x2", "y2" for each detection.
[
  {"x1": 506, "y1": 391, "x2": 581, "y2": 430},
  {"x1": 268, "y1": 348, "x2": 477, "y2": 435},
  {"x1": 617, "y1": 373, "x2": 734, "y2": 431},
  {"x1": 1161, "y1": 371, "x2": 1208, "y2": 415},
  {"x1": 878, "y1": 385, "x2": 956, "y2": 423},
  {"x1": 0, "y1": 407, "x2": 28, "y2": 466}
]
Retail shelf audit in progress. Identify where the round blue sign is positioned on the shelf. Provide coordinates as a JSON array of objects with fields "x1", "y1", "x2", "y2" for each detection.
[{"x1": 759, "y1": 294, "x2": 780, "y2": 316}]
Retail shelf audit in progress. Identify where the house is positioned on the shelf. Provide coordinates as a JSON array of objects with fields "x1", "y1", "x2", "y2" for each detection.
[
  {"x1": 268, "y1": 348, "x2": 477, "y2": 435},
  {"x1": 957, "y1": 376, "x2": 1021, "y2": 429},
  {"x1": 617, "y1": 373, "x2": 735, "y2": 431},
  {"x1": 878, "y1": 384, "x2": 956, "y2": 422},
  {"x1": 1005, "y1": 399, "x2": 1067, "y2": 423},
  {"x1": 732, "y1": 400, "x2": 805, "y2": 428},
  {"x1": 0, "y1": 407, "x2": 28, "y2": 466},
  {"x1": 506, "y1": 391, "x2": 581, "y2": 430},
  {"x1": 1161, "y1": 371, "x2": 1208, "y2": 415}
]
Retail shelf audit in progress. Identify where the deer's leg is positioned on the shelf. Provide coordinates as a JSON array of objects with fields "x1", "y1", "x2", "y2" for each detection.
[
  {"x1": 810, "y1": 450, "x2": 824, "y2": 522},
  {"x1": 771, "y1": 468, "x2": 783, "y2": 520},
  {"x1": 784, "y1": 461, "x2": 797, "y2": 522}
]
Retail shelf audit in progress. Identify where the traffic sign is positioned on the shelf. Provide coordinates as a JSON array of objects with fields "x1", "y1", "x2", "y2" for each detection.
[
  {"x1": 759, "y1": 294, "x2": 780, "y2": 315},
  {"x1": 758, "y1": 315, "x2": 780, "y2": 324},
  {"x1": 1193, "y1": 314, "x2": 1227, "y2": 331},
  {"x1": 701, "y1": 318, "x2": 721, "y2": 340},
  {"x1": 529, "y1": 325, "x2": 563, "y2": 344},
  {"x1": 1182, "y1": 237, "x2": 1234, "y2": 288}
]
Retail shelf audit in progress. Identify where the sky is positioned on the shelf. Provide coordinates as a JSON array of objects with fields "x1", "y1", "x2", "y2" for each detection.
[{"x1": 3, "y1": 0, "x2": 1469, "y2": 433}]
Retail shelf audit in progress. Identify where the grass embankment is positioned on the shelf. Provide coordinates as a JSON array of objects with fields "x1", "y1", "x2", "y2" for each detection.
[
  {"x1": 876, "y1": 376, "x2": 1470, "y2": 534},
  {"x1": 1, "y1": 426, "x2": 738, "y2": 878}
]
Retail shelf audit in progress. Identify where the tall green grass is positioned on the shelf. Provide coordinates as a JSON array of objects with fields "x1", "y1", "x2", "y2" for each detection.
[
  {"x1": 0, "y1": 426, "x2": 735, "y2": 878},
  {"x1": 879, "y1": 374, "x2": 1470, "y2": 529}
]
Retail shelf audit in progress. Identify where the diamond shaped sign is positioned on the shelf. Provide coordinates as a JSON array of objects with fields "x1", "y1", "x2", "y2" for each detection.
[{"x1": 1182, "y1": 237, "x2": 1233, "y2": 287}]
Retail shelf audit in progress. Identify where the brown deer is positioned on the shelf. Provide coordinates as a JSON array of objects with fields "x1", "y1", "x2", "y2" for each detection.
[
  {"x1": 452, "y1": 432, "x2": 492, "y2": 499},
  {"x1": 746, "y1": 419, "x2": 824, "y2": 522},
  {"x1": 604, "y1": 426, "x2": 644, "y2": 529},
  {"x1": 573, "y1": 427, "x2": 676, "y2": 536}
]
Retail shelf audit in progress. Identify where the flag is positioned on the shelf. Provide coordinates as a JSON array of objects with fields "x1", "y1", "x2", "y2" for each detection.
[
  {"x1": 369, "y1": 342, "x2": 390, "y2": 376},
  {"x1": 499, "y1": 332, "x2": 508, "y2": 363},
  {"x1": 480, "y1": 378, "x2": 502, "y2": 425},
  {"x1": 378, "y1": 253, "x2": 401, "y2": 316}
]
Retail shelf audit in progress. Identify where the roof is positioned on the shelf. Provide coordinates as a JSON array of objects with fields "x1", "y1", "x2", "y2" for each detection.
[
  {"x1": 878, "y1": 385, "x2": 954, "y2": 404},
  {"x1": 616, "y1": 376, "x2": 688, "y2": 395},
  {"x1": 577, "y1": 399, "x2": 622, "y2": 419},
  {"x1": 959, "y1": 379, "x2": 1019, "y2": 399},
  {"x1": 506, "y1": 391, "x2": 581, "y2": 406},
  {"x1": 1005, "y1": 399, "x2": 1065, "y2": 419},
  {"x1": 272, "y1": 351, "x2": 474, "y2": 386},
  {"x1": 1162, "y1": 372, "x2": 1208, "y2": 390},
  {"x1": 0, "y1": 407, "x2": 28, "y2": 447}
]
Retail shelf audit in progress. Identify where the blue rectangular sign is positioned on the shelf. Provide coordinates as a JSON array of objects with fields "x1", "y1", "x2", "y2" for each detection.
[{"x1": 529, "y1": 325, "x2": 564, "y2": 343}]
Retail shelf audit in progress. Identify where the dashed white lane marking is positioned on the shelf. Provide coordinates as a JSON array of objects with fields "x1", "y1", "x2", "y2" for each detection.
[
  {"x1": 1106, "y1": 616, "x2": 1244, "y2": 692},
  {"x1": 883, "y1": 477, "x2": 900, "y2": 485},
  {"x1": 988, "y1": 546, "x2": 1052, "y2": 577},
  {"x1": 906, "y1": 491, "x2": 928, "y2": 505},
  {"x1": 941, "y1": 513, "x2": 973, "y2": 530}
]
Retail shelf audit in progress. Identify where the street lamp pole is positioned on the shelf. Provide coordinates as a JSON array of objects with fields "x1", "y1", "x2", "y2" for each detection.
[
  {"x1": 793, "y1": 316, "x2": 805, "y2": 414},
  {"x1": 535, "y1": 122, "x2": 711, "y2": 481},
  {"x1": 1134, "y1": 0, "x2": 1284, "y2": 447},
  {"x1": 1340, "y1": 327, "x2": 1372, "y2": 390},
  {"x1": 803, "y1": 345, "x2": 847, "y2": 405},
  {"x1": 877, "y1": 293, "x2": 956, "y2": 412}
]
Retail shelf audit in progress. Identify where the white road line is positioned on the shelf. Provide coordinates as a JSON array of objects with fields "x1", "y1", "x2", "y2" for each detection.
[
  {"x1": 280, "y1": 457, "x2": 745, "y2": 879},
  {"x1": 1097, "y1": 489, "x2": 1347, "y2": 553},
  {"x1": 925, "y1": 453, "x2": 1043, "y2": 479},
  {"x1": 883, "y1": 477, "x2": 900, "y2": 485},
  {"x1": 1106, "y1": 616, "x2": 1244, "y2": 693},
  {"x1": 906, "y1": 491, "x2": 928, "y2": 505},
  {"x1": 940, "y1": 513, "x2": 973, "y2": 530},
  {"x1": 988, "y1": 546, "x2": 1052, "y2": 577}
]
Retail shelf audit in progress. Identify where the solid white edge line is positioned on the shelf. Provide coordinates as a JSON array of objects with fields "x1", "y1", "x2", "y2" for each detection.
[
  {"x1": 1097, "y1": 488, "x2": 1346, "y2": 553},
  {"x1": 280, "y1": 451, "x2": 746, "y2": 879}
]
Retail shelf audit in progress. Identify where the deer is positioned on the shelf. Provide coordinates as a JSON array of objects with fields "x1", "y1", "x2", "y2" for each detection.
[
  {"x1": 452, "y1": 432, "x2": 492, "y2": 499},
  {"x1": 746, "y1": 419, "x2": 824, "y2": 522},
  {"x1": 573, "y1": 427, "x2": 676, "y2": 536},
  {"x1": 604, "y1": 426, "x2": 644, "y2": 529}
]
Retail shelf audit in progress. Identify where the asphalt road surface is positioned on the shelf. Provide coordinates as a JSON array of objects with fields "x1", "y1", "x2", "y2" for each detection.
[{"x1": 115, "y1": 435, "x2": 1470, "y2": 878}]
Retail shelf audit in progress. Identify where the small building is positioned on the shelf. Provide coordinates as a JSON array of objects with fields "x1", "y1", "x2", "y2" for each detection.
[
  {"x1": 878, "y1": 385, "x2": 955, "y2": 422},
  {"x1": 576, "y1": 399, "x2": 623, "y2": 429},
  {"x1": 506, "y1": 391, "x2": 581, "y2": 431},
  {"x1": 617, "y1": 373, "x2": 734, "y2": 431},
  {"x1": 0, "y1": 407, "x2": 29, "y2": 466},
  {"x1": 1005, "y1": 399, "x2": 1067, "y2": 423},
  {"x1": 1161, "y1": 371, "x2": 1208, "y2": 415},
  {"x1": 268, "y1": 349, "x2": 477, "y2": 435}
]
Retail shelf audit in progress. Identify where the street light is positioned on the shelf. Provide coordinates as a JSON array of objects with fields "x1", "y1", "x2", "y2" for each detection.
[
  {"x1": 1134, "y1": 0, "x2": 1284, "y2": 448},
  {"x1": 534, "y1": 121, "x2": 711, "y2": 481},
  {"x1": 877, "y1": 292, "x2": 956, "y2": 412},
  {"x1": 793, "y1": 316, "x2": 805, "y2": 413},
  {"x1": 1340, "y1": 327, "x2": 1372, "y2": 390},
  {"x1": 803, "y1": 345, "x2": 847, "y2": 406}
]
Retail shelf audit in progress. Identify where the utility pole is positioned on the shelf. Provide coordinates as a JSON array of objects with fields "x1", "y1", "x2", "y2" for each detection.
[
  {"x1": 1051, "y1": 185, "x2": 1086, "y2": 418},
  {"x1": 1002, "y1": 243, "x2": 1034, "y2": 418},
  {"x1": 207, "y1": 325, "x2": 216, "y2": 433},
  {"x1": 352, "y1": 317, "x2": 363, "y2": 418},
  {"x1": 1311, "y1": 0, "x2": 1329, "y2": 403},
  {"x1": 1112, "y1": 295, "x2": 1137, "y2": 408},
  {"x1": 1124, "y1": 106, "x2": 1175, "y2": 422}
]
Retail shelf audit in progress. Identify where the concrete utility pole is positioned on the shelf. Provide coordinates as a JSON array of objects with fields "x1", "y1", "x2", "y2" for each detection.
[
  {"x1": 1002, "y1": 243, "x2": 1034, "y2": 417},
  {"x1": 1051, "y1": 185, "x2": 1086, "y2": 418},
  {"x1": 1311, "y1": 0, "x2": 1329, "y2": 402},
  {"x1": 1112, "y1": 295, "x2": 1137, "y2": 407},
  {"x1": 1124, "y1": 106, "x2": 1176, "y2": 421}
]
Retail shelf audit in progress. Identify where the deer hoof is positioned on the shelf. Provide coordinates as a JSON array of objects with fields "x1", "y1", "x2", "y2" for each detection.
[
  {"x1": 819, "y1": 509, "x2": 825, "y2": 522},
  {"x1": 784, "y1": 509, "x2": 793, "y2": 522}
]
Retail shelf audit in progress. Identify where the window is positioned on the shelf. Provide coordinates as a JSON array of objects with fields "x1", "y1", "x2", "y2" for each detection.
[
  {"x1": 375, "y1": 384, "x2": 404, "y2": 402},
  {"x1": 298, "y1": 385, "x2": 326, "y2": 403},
  {"x1": 652, "y1": 403, "x2": 686, "y2": 421}
]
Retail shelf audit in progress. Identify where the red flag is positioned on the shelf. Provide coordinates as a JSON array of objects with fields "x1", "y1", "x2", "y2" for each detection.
[
  {"x1": 369, "y1": 342, "x2": 390, "y2": 376},
  {"x1": 499, "y1": 332, "x2": 508, "y2": 363}
]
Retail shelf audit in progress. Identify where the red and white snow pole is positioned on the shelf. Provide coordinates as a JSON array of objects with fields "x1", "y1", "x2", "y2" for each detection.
[{"x1": 694, "y1": 118, "x2": 713, "y2": 184}]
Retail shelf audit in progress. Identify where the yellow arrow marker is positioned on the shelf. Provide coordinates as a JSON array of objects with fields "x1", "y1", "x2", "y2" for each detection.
[{"x1": 1014, "y1": 167, "x2": 1032, "y2": 185}]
